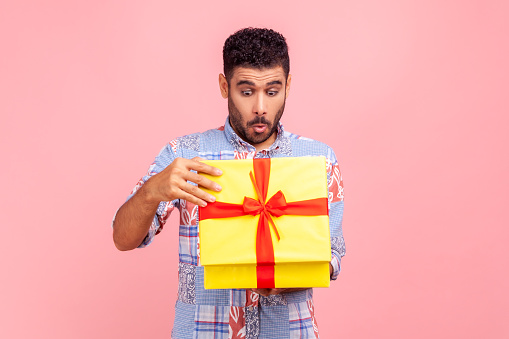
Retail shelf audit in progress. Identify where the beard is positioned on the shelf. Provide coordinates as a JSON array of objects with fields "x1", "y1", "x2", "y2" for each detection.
[{"x1": 228, "y1": 95, "x2": 285, "y2": 146}]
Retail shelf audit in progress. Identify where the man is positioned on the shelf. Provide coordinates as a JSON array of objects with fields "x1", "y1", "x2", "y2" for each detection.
[{"x1": 113, "y1": 27, "x2": 345, "y2": 338}]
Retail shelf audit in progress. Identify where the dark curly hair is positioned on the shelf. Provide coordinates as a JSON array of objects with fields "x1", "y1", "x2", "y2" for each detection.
[{"x1": 223, "y1": 27, "x2": 290, "y2": 83}]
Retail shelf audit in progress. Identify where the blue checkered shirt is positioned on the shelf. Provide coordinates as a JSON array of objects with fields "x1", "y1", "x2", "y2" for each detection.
[{"x1": 116, "y1": 117, "x2": 345, "y2": 338}]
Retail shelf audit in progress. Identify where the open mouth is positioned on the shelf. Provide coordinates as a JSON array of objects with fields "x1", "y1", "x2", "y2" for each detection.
[{"x1": 252, "y1": 124, "x2": 268, "y2": 133}]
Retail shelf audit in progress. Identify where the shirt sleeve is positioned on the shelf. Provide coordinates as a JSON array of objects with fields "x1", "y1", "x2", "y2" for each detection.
[
  {"x1": 326, "y1": 147, "x2": 346, "y2": 280},
  {"x1": 112, "y1": 142, "x2": 180, "y2": 248}
]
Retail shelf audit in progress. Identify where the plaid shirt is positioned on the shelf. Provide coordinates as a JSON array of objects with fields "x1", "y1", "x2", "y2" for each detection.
[{"x1": 118, "y1": 118, "x2": 345, "y2": 338}]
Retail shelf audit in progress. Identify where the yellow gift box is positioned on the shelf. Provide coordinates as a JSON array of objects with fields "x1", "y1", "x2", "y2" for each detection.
[{"x1": 199, "y1": 157, "x2": 331, "y2": 289}]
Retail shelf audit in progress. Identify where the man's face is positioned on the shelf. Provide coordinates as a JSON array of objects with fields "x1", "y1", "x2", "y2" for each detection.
[{"x1": 219, "y1": 66, "x2": 291, "y2": 151}]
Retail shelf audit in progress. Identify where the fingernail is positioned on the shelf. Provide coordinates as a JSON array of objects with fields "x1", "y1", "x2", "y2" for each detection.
[
  {"x1": 215, "y1": 184, "x2": 222, "y2": 191},
  {"x1": 201, "y1": 202, "x2": 207, "y2": 207},
  {"x1": 216, "y1": 169, "x2": 223, "y2": 175},
  {"x1": 209, "y1": 195, "x2": 216, "y2": 202}
]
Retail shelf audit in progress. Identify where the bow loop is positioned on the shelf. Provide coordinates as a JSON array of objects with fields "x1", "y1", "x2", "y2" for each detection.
[
  {"x1": 243, "y1": 197, "x2": 264, "y2": 215},
  {"x1": 265, "y1": 190, "x2": 287, "y2": 217}
]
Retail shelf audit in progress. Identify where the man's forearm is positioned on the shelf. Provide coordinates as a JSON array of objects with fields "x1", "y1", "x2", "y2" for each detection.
[{"x1": 113, "y1": 183, "x2": 160, "y2": 251}]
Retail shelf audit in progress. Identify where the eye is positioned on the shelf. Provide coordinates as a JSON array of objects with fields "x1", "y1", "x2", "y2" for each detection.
[
  {"x1": 241, "y1": 90, "x2": 252, "y2": 96},
  {"x1": 267, "y1": 90, "x2": 278, "y2": 96}
]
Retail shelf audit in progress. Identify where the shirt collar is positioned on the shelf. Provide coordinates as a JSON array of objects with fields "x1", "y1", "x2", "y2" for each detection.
[{"x1": 224, "y1": 116, "x2": 286, "y2": 153}]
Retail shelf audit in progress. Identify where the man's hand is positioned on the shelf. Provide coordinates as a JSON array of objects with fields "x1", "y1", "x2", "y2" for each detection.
[
  {"x1": 113, "y1": 157, "x2": 222, "y2": 251},
  {"x1": 144, "y1": 157, "x2": 223, "y2": 207}
]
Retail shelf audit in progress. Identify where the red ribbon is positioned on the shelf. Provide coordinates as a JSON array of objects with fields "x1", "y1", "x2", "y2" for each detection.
[{"x1": 200, "y1": 158, "x2": 328, "y2": 288}]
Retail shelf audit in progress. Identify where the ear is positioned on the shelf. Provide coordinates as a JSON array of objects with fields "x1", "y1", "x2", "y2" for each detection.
[
  {"x1": 285, "y1": 74, "x2": 292, "y2": 98},
  {"x1": 219, "y1": 73, "x2": 229, "y2": 98}
]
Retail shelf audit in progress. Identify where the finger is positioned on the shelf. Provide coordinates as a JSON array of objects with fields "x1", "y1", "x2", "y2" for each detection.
[
  {"x1": 188, "y1": 157, "x2": 223, "y2": 176},
  {"x1": 176, "y1": 189, "x2": 210, "y2": 208},
  {"x1": 180, "y1": 182, "x2": 217, "y2": 203},
  {"x1": 184, "y1": 171, "x2": 222, "y2": 192}
]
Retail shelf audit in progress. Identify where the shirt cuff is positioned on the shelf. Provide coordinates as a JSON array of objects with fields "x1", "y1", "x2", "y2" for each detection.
[
  {"x1": 137, "y1": 217, "x2": 159, "y2": 248},
  {"x1": 330, "y1": 250, "x2": 341, "y2": 281}
]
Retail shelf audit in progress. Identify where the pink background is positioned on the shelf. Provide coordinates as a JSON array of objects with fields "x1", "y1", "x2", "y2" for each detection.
[{"x1": 1, "y1": 0, "x2": 508, "y2": 338}]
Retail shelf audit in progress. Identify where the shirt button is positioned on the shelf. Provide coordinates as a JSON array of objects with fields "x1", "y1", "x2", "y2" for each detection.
[{"x1": 248, "y1": 306, "x2": 253, "y2": 311}]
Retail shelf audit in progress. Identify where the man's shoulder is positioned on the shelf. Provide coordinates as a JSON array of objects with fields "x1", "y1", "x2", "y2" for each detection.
[
  {"x1": 174, "y1": 126, "x2": 225, "y2": 142},
  {"x1": 283, "y1": 130, "x2": 337, "y2": 161},
  {"x1": 162, "y1": 126, "x2": 227, "y2": 155},
  {"x1": 284, "y1": 130, "x2": 327, "y2": 145}
]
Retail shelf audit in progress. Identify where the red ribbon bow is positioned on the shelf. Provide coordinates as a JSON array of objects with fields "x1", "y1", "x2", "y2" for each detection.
[{"x1": 200, "y1": 158, "x2": 328, "y2": 288}]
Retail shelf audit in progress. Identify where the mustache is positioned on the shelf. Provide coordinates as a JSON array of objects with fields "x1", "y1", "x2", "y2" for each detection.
[{"x1": 247, "y1": 116, "x2": 271, "y2": 127}]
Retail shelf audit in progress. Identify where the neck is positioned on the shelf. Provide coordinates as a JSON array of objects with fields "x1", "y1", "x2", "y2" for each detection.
[{"x1": 252, "y1": 133, "x2": 277, "y2": 152}]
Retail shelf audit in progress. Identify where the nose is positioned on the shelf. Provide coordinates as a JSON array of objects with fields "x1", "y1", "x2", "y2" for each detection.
[{"x1": 253, "y1": 92, "x2": 266, "y2": 115}]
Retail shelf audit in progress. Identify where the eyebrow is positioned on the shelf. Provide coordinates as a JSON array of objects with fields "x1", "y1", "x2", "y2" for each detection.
[
  {"x1": 236, "y1": 80, "x2": 283, "y2": 87},
  {"x1": 267, "y1": 80, "x2": 283, "y2": 86}
]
